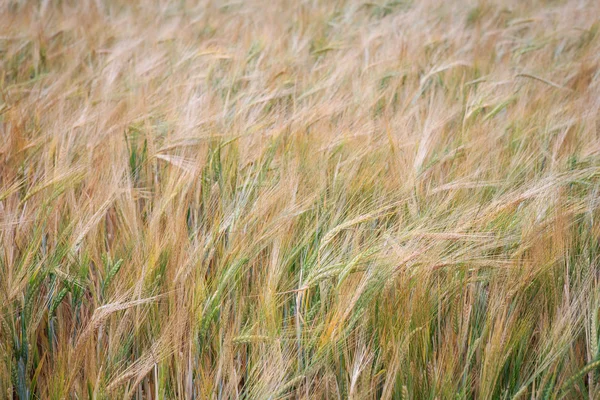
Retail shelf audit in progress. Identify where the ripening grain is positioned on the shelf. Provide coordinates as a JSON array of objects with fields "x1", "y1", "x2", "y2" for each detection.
[{"x1": 1, "y1": 0, "x2": 600, "y2": 398}]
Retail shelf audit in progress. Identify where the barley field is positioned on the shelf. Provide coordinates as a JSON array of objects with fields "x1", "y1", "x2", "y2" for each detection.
[{"x1": 1, "y1": 0, "x2": 600, "y2": 398}]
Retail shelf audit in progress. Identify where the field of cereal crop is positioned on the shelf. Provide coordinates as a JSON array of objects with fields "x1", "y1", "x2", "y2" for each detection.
[{"x1": 1, "y1": 1, "x2": 600, "y2": 398}]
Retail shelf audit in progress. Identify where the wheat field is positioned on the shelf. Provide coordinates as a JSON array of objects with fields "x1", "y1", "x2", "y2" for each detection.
[{"x1": 1, "y1": 0, "x2": 600, "y2": 398}]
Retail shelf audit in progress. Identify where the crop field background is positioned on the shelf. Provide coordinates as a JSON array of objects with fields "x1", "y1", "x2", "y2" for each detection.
[{"x1": 1, "y1": 0, "x2": 600, "y2": 398}]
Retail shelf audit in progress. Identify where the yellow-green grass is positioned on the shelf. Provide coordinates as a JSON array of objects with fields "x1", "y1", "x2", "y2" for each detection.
[{"x1": 1, "y1": 0, "x2": 599, "y2": 398}]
